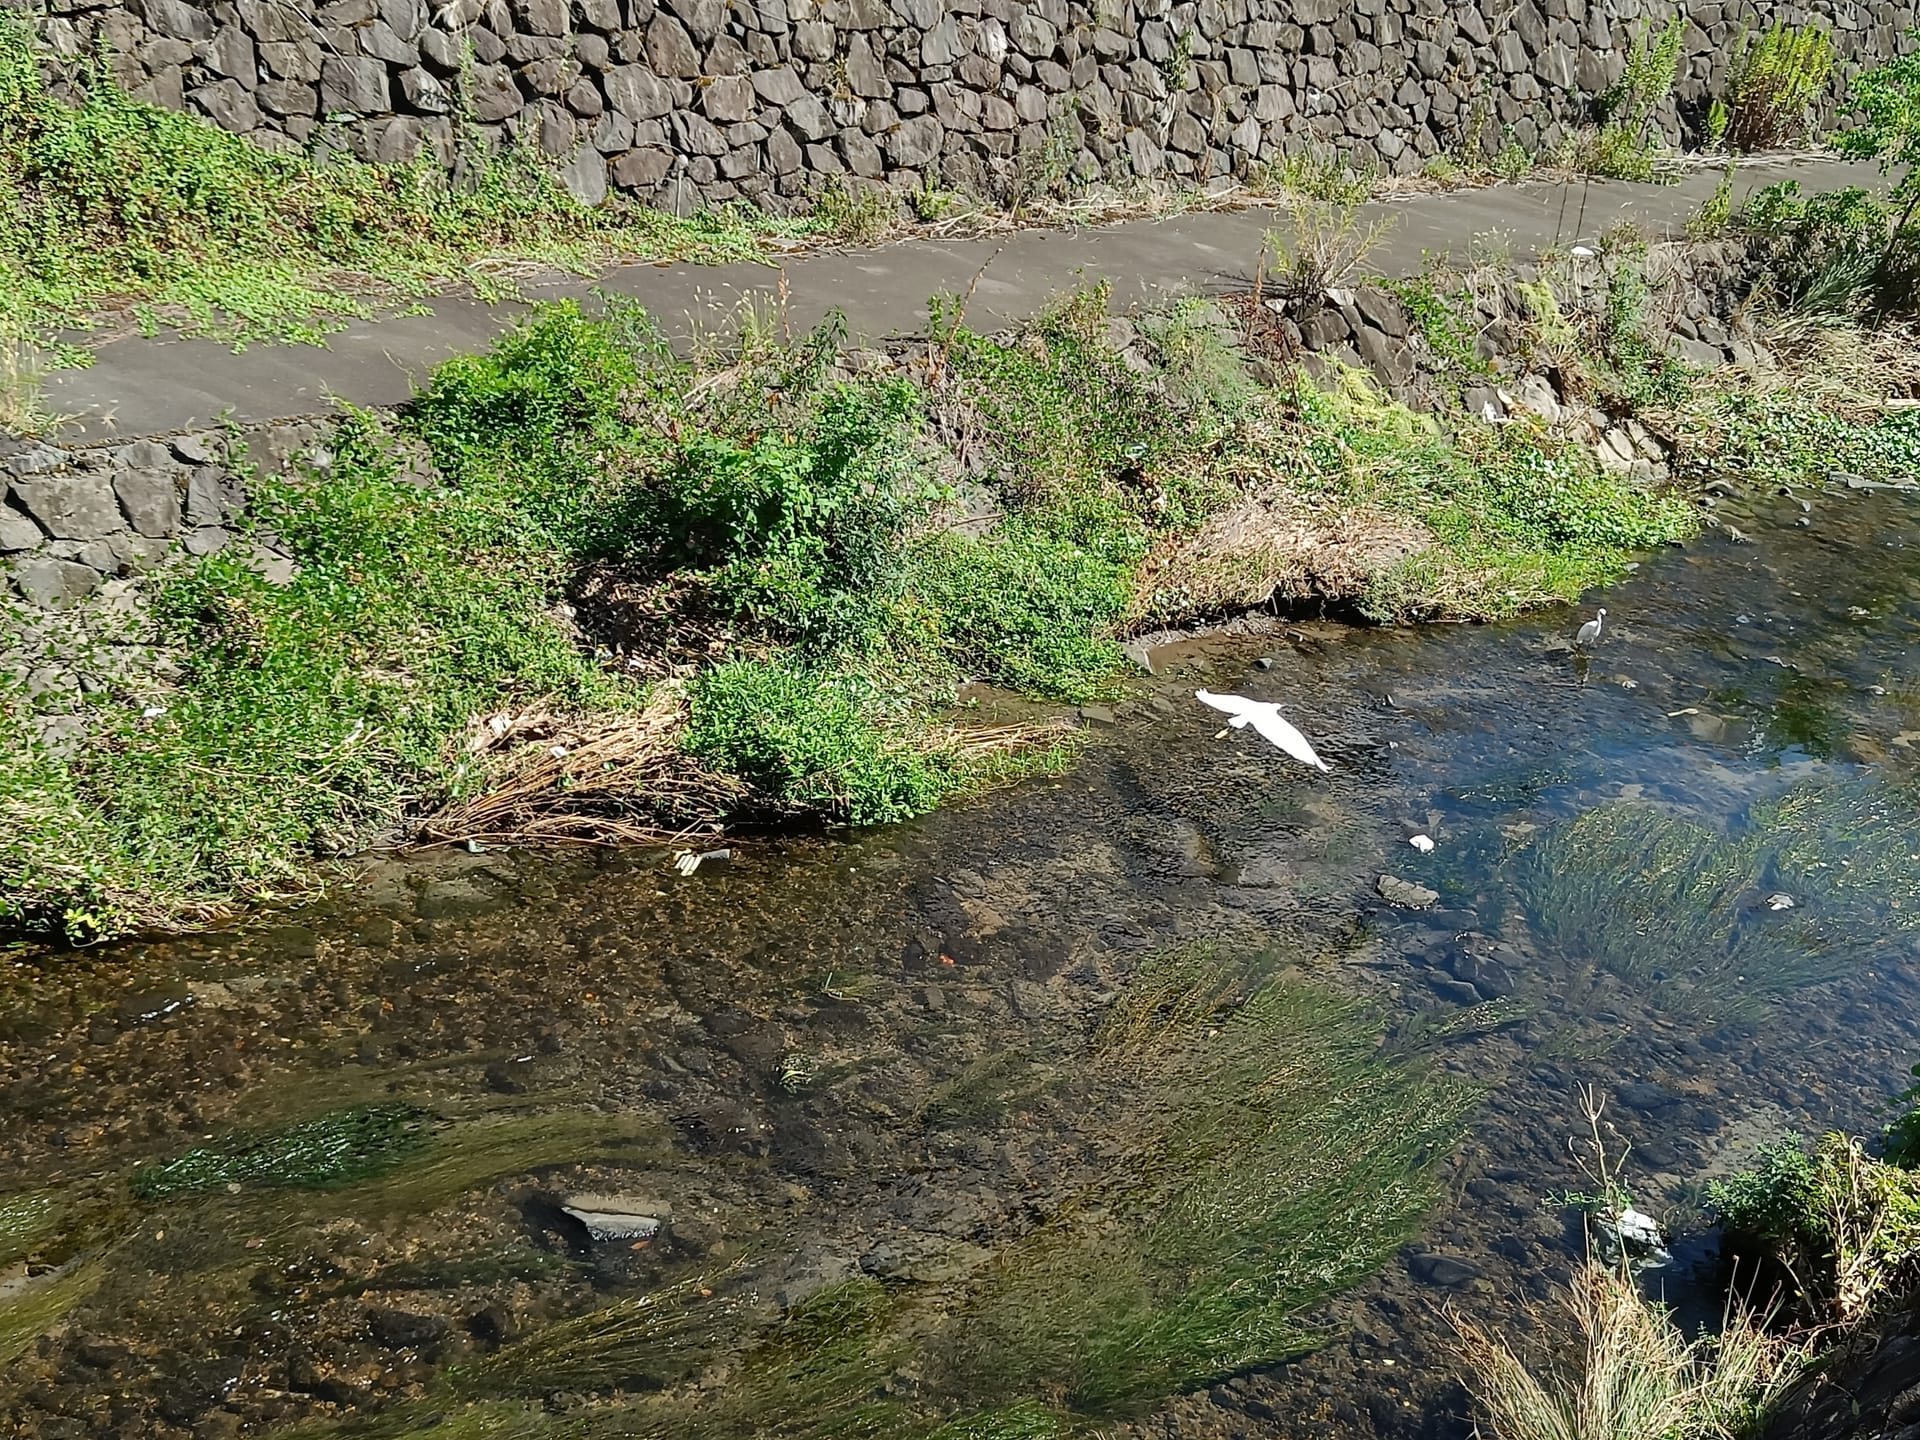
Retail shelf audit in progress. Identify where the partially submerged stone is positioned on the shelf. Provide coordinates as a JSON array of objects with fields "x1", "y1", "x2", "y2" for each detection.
[
  {"x1": 1377, "y1": 874, "x2": 1439, "y2": 909},
  {"x1": 560, "y1": 1193, "x2": 671, "y2": 1243}
]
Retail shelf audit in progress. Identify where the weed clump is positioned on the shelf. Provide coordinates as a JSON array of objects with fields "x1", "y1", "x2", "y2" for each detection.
[
  {"x1": 1454, "y1": 1260, "x2": 1801, "y2": 1440},
  {"x1": 1710, "y1": 1133, "x2": 1920, "y2": 1324},
  {"x1": 685, "y1": 659, "x2": 957, "y2": 825},
  {"x1": 1712, "y1": 23, "x2": 1835, "y2": 153}
]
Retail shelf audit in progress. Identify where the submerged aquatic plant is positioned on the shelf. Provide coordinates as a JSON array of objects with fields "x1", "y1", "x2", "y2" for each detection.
[
  {"x1": 131, "y1": 1103, "x2": 430, "y2": 1199},
  {"x1": 323, "y1": 948, "x2": 1471, "y2": 1440},
  {"x1": 1515, "y1": 804, "x2": 1839, "y2": 1023}
]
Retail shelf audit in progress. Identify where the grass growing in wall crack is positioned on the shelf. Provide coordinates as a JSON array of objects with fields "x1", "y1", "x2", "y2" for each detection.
[{"x1": 0, "y1": 14, "x2": 815, "y2": 362}]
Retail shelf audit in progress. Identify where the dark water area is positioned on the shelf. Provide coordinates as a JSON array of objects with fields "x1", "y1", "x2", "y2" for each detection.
[{"x1": 5, "y1": 478, "x2": 1920, "y2": 1440}]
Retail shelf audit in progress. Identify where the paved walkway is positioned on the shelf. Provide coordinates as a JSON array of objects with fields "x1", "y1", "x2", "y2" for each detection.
[{"x1": 45, "y1": 155, "x2": 1883, "y2": 443}]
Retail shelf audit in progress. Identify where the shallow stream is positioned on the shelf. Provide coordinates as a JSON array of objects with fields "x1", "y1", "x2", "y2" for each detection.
[{"x1": 5, "y1": 476, "x2": 1920, "y2": 1440}]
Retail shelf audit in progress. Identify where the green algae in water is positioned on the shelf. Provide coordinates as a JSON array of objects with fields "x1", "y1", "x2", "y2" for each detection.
[
  {"x1": 411, "y1": 945, "x2": 1476, "y2": 1440},
  {"x1": 0, "y1": 1188, "x2": 63, "y2": 1267},
  {"x1": 263, "y1": 949, "x2": 1471, "y2": 1440},
  {"x1": 0, "y1": 1260, "x2": 103, "y2": 1365},
  {"x1": 934, "y1": 947, "x2": 1475, "y2": 1417},
  {"x1": 1518, "y1": 805, "x2": 1839, "y2": 1022},
  {"x1": 131, "y1": 1103, "x2": 428, "y2": 1199},
  {"x1": 1513, "y1": 777, "x2": 1920, "y2": 1024}
]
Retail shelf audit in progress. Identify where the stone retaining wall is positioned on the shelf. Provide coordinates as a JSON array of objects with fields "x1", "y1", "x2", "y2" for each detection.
[{"x1": 20, "y1": 0, "x2": 1920, "y2": 213}]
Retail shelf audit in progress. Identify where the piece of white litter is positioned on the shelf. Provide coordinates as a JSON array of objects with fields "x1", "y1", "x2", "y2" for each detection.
[
  {"x1": 1409, "y1": 834, "x2": 1435, "y2": 853},
  {"x1": 549, "y1": 745, "x2": 569, "y2": 759},
  {"x1": 1571, "y1": 245, "x2": 1597, "y2": 258},
  {"x1": 675, "y1": 848, "x2": 733, "y2": 876},
  {"x1": 142, "y1": 705, "x2": 168, "y2": 719},
  {"x1": 1195, "y1": 690, "x2": 1331, "y2": 772},
  {"x1": 1768, "y1": 893, "x2": 1796, "y2": 911}
]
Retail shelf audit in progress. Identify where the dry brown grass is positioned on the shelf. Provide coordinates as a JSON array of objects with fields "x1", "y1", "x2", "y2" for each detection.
[
  {"x1": 1129, "y1": 485, "x2": 1431, "y2": 625},
  {"x1": 1746, "y1": 316, "x2": 1920, "y2": 418},
  {"x1": 1453, "y1": 1262, "x2": 1802, "y2": 1440},
  {"x1": 415, "y1": 688, "x2": 743, "y2": 848},
  {"x1": 414, "y1": 694, "x2": 1072, "y2": 851}
]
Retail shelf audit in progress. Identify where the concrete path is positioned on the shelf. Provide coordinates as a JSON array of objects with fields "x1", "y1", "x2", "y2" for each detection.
[{"x1": 45, "y1": 154, "x2": 1884, "y2": 443}]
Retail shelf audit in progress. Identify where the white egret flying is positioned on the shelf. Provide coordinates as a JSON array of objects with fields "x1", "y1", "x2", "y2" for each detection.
[
  {"x1": 1575, "y1": 607, "x2": 1606, "y2": 648},
  {"x1": 1195, "y1": 690, "x2": 1331, "y2": 772}
]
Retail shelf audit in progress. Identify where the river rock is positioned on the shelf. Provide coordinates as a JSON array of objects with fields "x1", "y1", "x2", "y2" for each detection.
[
  {"x1": 1377, "y1": 875, "x2": 1439, "y2": 908},
  {"x1": 365, "y1": 1306, "x2": 451, "y2": 1348},
  {"x1": 1427, "y1": 975, "x2": 1482, "y2": 1006},
  {"x1": 1409, "y1": 1252, "x2": 1482, "y2": 1287},
  {"x1": 414, "y1": 875, "x2": 498, "y2": 918},
  {"x1": 1615, "y1": 1081, "x2": 1678, "y2": 1114},
  {"x1": 1448, "y1": 947, "x2": 1516, "y2": 999},
  {"x1": 560, "y1": 1192, "x2": 671, "y2": 1241}
]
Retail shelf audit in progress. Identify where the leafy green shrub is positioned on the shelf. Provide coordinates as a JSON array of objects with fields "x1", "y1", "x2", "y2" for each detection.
[
  {"x1": 1709, "y1": 1132, "x2": 1920, "y2": 1323},
  {"x1": 902, "y1": 526, "x2": 1131, "y2": 702},
  {"x1": 1706, "y1": 1138, "x2": 1820, "y2": 1240},
  {"x1": 1835, "y1": 39, "x2": 1920, "y2": 233},
  {"x1": 1714, "y1": 23, "x2": 1836, "y2": 153},
  {"x1": 938, "y1": 287, "x2": 1248, "y2": 551},
  {"x1": 685, "y1": 658, "x2": 956, "y2": 824},
  {"x1": 1, "y1": 406, "x2": 631, "y2": 941},
  {"x1": 1736, "y1": 182, "x2": 1894, "y2": 315},
  {"x1": 1885, "y1": 1063, "x2": 1920, "y2": 1168},
  {"x1": 639, "y1": 381, "x2": 927, "y2": 649}
]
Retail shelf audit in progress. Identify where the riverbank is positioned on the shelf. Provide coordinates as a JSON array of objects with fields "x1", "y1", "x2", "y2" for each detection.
[{"x1": 15, "y1": 204, "x2": 1920, "y2": 943}]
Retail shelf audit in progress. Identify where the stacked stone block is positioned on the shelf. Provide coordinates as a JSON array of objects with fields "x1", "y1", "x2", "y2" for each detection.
[{"x1": 24, "y1": 0, "x2": 1919, "y2": 214}]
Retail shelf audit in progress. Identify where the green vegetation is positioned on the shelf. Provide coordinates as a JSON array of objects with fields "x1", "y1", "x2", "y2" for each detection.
[
  {"x1": 1711, "y1": 23, "x2": 1835, "y2": 153},
  {"x1": 1834, "y1": 37, "x2": 1920, "y2": 233},
  {"x1": 1276, "y1": 369, "x2": 1693, "y2": 622},
  {"x1": 1710, "y1": 1129, "x2": 1920, "y2": 1325},
  {"x1": 280, "y1": 945, "x2": 1476, "y2": 1440},
  {"x1": 5, "y1": 282, "x2": 1698, "y2": 942},
  {"x1": 1514, "y1": 777, "x2": 1920, "y2": 1026},
  {"x1": 1569, "y1": 17, "x2": 1686, "y2": 182},
  {"x1": 0, "y1": 13, "x2": 812, "y2": 366},
  {"x1": 1383, "y1": 272, "x2": 1493, "y2": 381},
  {"x1": 131, "y1": 1102, "x2": 428, "y2": 1198},
  {"x1": 1454, "y1": 1260, "x2": 1799, "y2": 1440},
  {"x1": 1675, "y1": 382, "x2": 1920, "y2": 487},
  {"x1": 1733, "y1": 182, "x2": 1898, "y2": 315},
  {"x1": 1883, "y1": 1063, "x2": 1920, "y2": 1167}
]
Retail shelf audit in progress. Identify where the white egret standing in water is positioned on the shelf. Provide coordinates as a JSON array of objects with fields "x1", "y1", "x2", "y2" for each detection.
[
  {"x1": 1195, "y1": 691, "x2": 1331, "y2": 772},
  {"x1": 1575, "y1": 608, "x2": 1606, "y2": 649}
]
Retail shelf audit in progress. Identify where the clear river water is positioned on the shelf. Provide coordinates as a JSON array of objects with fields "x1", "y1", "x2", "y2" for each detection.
[{"x1": 3, "y1": 476, "x2": 1919, "y2": 1440}]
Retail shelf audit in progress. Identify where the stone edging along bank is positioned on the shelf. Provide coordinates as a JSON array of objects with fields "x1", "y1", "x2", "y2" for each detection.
[
  {"x1": 19, "y1": 0, "x2": 1919, "y2": 213},
  {"x1": 0, "y1": 234, "x2": 1767, "y2": 737}
]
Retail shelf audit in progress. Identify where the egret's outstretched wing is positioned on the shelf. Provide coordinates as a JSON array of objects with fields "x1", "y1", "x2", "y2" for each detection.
[
  {"x1": 1247, "y1": 711, "x2": 1332, "y2": 771},
  {"x1": 1196, "y1": 689, "x2": 1262, "y2": 718}
]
